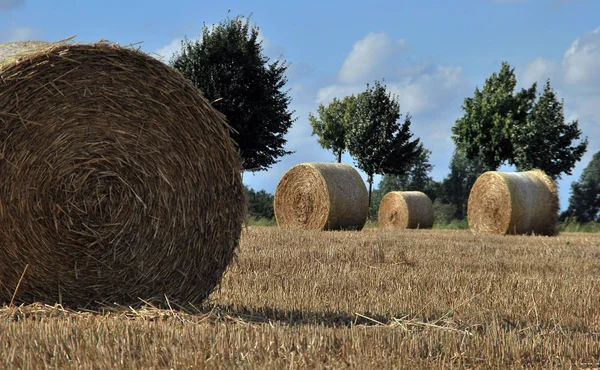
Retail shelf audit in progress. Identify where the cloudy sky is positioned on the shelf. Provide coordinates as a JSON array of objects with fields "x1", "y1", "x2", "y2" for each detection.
[{"x1": 1, "y1": 0, "x2": 599, "y2": 211}]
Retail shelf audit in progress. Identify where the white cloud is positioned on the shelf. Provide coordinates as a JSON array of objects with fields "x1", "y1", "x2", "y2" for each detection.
[
  {"x1": 520, "y1": 57, "x2": 558, "y2": 87},
  {"x1": 338, "y1": 32, "x2": 407, "y2": 84},
  {"x1": 153, "y1": 38, "x2": 183, "y2": 62},
  {"x1": 0, "y1": 0, "x2": 24, "y2": 11},
  {"x1": 563, "y1": 26, "x2": 600, "y2": 90},
  {"x1": 153, "y1": 27, "x2": 285, "y2": 64},
  {"x1": 257, "y1": 29, "x2": 285, "y2": 60},
  {"x1": 318, "y1": 64, "x2": 466, "y2": 116},
  {"x1": 513, "y1": 26, "x2": 600, "y2": 210},
  {"x1": 311, "y1": 32, "x2": 470, "y2": 190},
  {"x1": 0, "y1": 23, "x2": 34, "y2": 42}
]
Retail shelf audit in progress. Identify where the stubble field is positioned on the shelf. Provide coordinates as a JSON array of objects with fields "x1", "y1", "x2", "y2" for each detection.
[{"x1": 1, "y1": 227, "x2": 599, "y2": 369}]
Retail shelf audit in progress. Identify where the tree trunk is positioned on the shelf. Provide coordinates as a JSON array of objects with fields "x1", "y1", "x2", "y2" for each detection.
[
  {"x1": 337, "y1": 150, "x2": 342, "y2": 163},
  {"x1": 368, "y1": 175, "x2": 373, "y2": 211}
]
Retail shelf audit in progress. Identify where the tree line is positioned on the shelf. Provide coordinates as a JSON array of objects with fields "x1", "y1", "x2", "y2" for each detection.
[{"x1": 168, "y1": 13, "x2": 598, "y2": 223}]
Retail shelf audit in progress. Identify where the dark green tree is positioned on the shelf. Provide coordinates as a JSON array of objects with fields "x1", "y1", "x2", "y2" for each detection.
[
  {"x1": 405, "y1": 146, "x2": 433, "y2": 192},
  {"x1": 438, "y1": 149, "x2": 485, "y2": 220},
  {"x1": 512, "y1": 79, "x2": 588, "y2": 179},
  {"x1": 346, "y1": 80, "x2": 421, "y2": 209},
  {"x1": 561, "y1": 151, "x2": 600, "y2": 223},
  {"x1": 369, "y1": 146, "x2": 435, "y2": 218},
  {"x1": 376, "y1": 146, "x2": 433, "y2": 194},
  {"x1": 170, "y1": 15, "x2": 295, "y2": 172},
  {"x1": 243, "y1": 185, "x2": 275, "y2": 219},
  {"x1": 451, "y1": 62, "x2": 537, "y2": 170},
  {"x1": 309, "y1": 96, "x2": 355, "y2": 163}
]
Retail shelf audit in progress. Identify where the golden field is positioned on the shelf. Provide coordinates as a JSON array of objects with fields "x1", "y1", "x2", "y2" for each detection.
[{"x1": 1, "y1": 227, "x2": 599, "y2": 369}]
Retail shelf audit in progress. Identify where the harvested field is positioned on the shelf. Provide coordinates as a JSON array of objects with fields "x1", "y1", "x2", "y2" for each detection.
[{"x1": 2, "y1": 227, "x2": 600, "y2": 368}]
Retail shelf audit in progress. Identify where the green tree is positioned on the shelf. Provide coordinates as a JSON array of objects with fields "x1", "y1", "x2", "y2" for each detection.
[
  {"x1": 170, "y1": 15, "x2": 295, "y2": 172},
  {"x1": 309, "y1": 96, "x2": 355, "y2": 163},
  {"x1": 243, "y1": 185, "x2": 275, "y2": 219},
  {"x1": 405, "y1": 146, "x2": 433, "y2": 192},
  {"x1": 376, "y1": 146, "x2": 433, "y2": 193},
  {"x1": 512, "y1": 79, "x2": 588, "y2": 179},
  {"x1": 347, "y1": 80, "x2": 421, "y2": 209},
  {"x1": 562, "y1": 151, "x2": 600, "y2": 223},
  {"x1": 451, "y1": 62, "x2": 537, "y2": 170},
  {"x1": 369, "y1": 147, "x2": 435, "y2": 218},
  {"x1": 438, "y1": 149, "x2": 485, "y2": 220}
]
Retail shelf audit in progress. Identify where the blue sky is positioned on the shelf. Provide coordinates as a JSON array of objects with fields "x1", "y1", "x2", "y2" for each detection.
[{"x1": 1, "y1": 0, "x2": 599, "y2": 211}]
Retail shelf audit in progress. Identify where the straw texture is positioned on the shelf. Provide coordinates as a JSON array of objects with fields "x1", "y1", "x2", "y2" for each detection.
[
  {"x1": 274, "y1": 163, "x2": 368, "y2": 230},
  {"x1": 0, "y1": 40, "x2": 245, "y2": 307},
  {"x1": 467, "y1": 169, "x2": 558, "y2": 236},
  {"x1": 378, "y1": 191, "x2": 434, "y2": 229}
]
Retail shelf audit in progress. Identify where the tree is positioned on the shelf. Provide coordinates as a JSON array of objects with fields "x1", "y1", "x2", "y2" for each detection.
[
  {"x1": 347, "y1": 80, "x2": 422, "y2": 209},
  {"x1": 451, "y1": 62, "x2": 537, "y2": 170},
  {"x1": 512, "y1": 79, "x2": 588, "y2": 179},
  {"x1": 309, "y1": 96, "x2": 355, "y2": 163},
  {"x1": 438, "y1": 149, "x2": 485, "y2": 220},
  {"x1": 243, "y1": 185, "x2": 275, "y2": 219},
  {"x1": 376, "y1": 146, "x2": 433, "y2": 194},
  {"x1": 405, "y1": 146, "x2": 434, "y2": 192},
  {"x1": 562, "y1": 151, "x2": 600, "y2": 223},
  {"x1": 369, "y1": 146, "x2": 435, "y2": 218},
  {"x1": 170, "y1": 15, "x2": 295, "y2": 172}
]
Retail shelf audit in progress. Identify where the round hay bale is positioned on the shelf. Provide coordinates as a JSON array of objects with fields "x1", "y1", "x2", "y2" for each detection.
[
  {"x1": 467, "y1": 169, "x2": 558, "y2": 236},
  {"x1": 274, "y1": 162, "x2": 368, "y2": 230},
  {"x1": 378, "y1": 191, "x2": 434, "y2": 229},
  {"x1": 0, "y1": 40, "x2": 246, "y2": 307}
]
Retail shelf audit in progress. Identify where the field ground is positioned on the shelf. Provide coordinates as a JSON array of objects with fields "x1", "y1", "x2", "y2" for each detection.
[{"x1": 2, "y1": 227, "x2": 600, "y2": 368}]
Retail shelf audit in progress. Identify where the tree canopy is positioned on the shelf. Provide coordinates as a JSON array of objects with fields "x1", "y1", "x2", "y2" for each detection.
[
  {"x1": 370, "y1": 146, "x2": 435, "y2": 218},
  {"x1": 512, "y1": 79, "x2": 588, "y2": 179},
  {"x1": 170, "y1": 15, "x2": 295, "y2": 172},
  {"x1": 243, "y1": 185, "x2": 275, "y2": 219},
  {"x1": 346, "y1": 80, "x2": 422, "y2": 208},
  {"x1": 452, "y1": 62, "x2": 587, "y2": 178},
  {"x1": 309, "y1": 96, "x2": 355, "y2": 163},
  {"x1": 451, "y1": 62, "x2": 536, "y2": 171},
  {"x1": 437, "y1": 149, "x2": 486, "y2": 220},
  {"x1": 562, "y1": 151, "x2": 600, "y2": 223}
]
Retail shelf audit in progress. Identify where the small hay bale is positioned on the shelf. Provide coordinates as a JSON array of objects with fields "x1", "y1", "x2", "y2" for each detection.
[
  {"x1": 274, "y1": 162, "x2": 368, "y2": 230},
  {"x1": 378, "y1": 191, "x2": 434, "y2": 229},
  {"x1": 0, "y1": 40, "x2": 245, "y2": 307},
  {"x1": 467, "y1": 169, "x2": 558, "y2": 236}
]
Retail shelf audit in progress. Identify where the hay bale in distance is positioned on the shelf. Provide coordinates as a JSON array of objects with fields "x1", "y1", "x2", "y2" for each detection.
[
  {"x1": 0, "y1": 40, "x2": 246, "y2": 307},
  {"x1": 378, "y1": 191, "x2": 434, "y2": 229},
  {"x1": 467, "y1": 169, "x2": 558, "y2": 236},
  {"x1": 274, "y1": 162, "x2": 368, "y2": 230}
]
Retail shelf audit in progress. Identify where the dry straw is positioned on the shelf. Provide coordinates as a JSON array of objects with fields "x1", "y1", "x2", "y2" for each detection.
[
  {"x1": 378, "y1": 191, "x2": 434, "y2": 229},
  {"x1": 0, "y1": 40, "x2": 246, "y2": 307},
  {"x1": 467, "y1": 169, "x2": 558, "y2": 236},
  {"x1": 274, "y1": 162, "x2": 368, "y2": 230}
]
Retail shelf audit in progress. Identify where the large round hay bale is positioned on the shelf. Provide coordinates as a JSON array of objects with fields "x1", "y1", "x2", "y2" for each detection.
[
  {"x1": 378, "y1": 191, "x2": 434, "y2": 229},
  {"x1": 0, "y1": 40, "x2": 245, "y2": 307},
  {"x1": 274, "y1": 162, "x2": 368, "y2": 230},
  {"x1": 467, "y1": 169, "x2": 558, "y2": 236}
]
